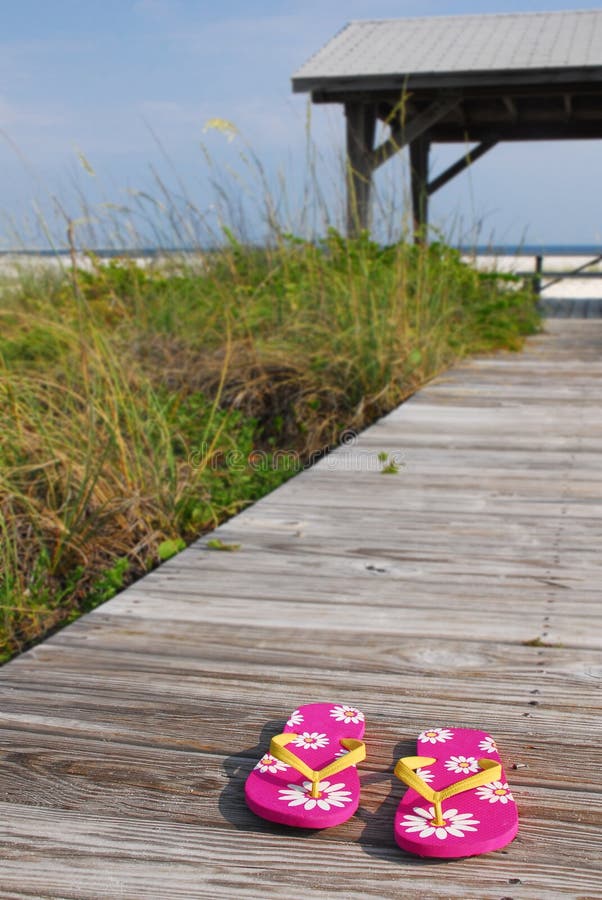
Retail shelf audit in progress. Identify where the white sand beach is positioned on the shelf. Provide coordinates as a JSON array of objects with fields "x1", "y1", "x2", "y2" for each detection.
[
  {"x1": 465, "y1": 253, "x2": 602, "y2": 300},
  {"x1": 1, "y1": 251, "x2": 601, "y2": 301},
  {"x1": 0, "y1": 252, "x2": 206, "y2": 283}
]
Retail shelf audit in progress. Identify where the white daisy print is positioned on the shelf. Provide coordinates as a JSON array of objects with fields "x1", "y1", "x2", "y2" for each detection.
[
  {"x1": 286, "y1": 709, "x2": 304, "y2": 728},
  {"x1": 478, "y1": 736, "x2": 497, "y2": 754},
  {"x1": 401, "y1": 806, "x2": 479, "y2": 841},
  {"x1": 334, "y1": 748, "x2": 357, "y2": 767},
  {"x1": 254, "y1": 754, "x2": 289, "y2": 774},
  {"x1": 476, "y1": 781, "x2": 514, "y2": 804},
  {"x1": 292, "y1": 731, "x2": 329, "y2": 750},
  {"x1": 418, "y1": 728, "x2": 454, "y2": 745},
  {"x1": 444, "y1": 755, "x2": 480, "y2": 776},
  {"x1": 415, "y1": 767, "x2": 435, "y2": 784},
  {"x1": 278, "y1": 780, "x2": 353, "y2": 811},
  {"x1": 330, "y1": 705, "x2": 365, "y2": 724}
]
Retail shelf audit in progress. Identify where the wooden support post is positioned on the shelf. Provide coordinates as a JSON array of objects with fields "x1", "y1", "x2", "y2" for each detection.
[
  {"x1": 533, "y1": 254, "x2": 543, "y2": 297},
  {"x1": 345, "y1": 102, "x2": 376, "y2": 237},
  {"x1": 409, "y1": 134, "x2": 430, "y2": 243}
]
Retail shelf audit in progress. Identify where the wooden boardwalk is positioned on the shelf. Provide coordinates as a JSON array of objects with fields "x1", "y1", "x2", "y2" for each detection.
[
  {"x1": 1, "y1": 319, "x2": 601, "y2": 899},
  {"x1": 540, "y1": 297, "x2": 602, "y2": 318}
]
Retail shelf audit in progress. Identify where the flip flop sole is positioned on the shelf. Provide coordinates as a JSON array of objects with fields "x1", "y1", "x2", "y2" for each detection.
[
  {"x1": 394, "y1": 727, "x2": 519, "y2": 858},
  {"x1": 245, "y1": 702, "x2": 365, "y2": 829}
]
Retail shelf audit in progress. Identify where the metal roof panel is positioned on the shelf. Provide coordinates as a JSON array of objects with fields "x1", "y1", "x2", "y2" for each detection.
[{"x1": 293, "y1": 10, "x2": 602, "y2": 84}]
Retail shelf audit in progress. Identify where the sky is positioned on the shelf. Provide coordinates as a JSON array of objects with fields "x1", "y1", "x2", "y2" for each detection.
[{"x1": 1, "y1": 0, "x2": 601, "y2": 248}]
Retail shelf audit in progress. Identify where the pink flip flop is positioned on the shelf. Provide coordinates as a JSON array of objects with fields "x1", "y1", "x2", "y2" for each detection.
[
  {"x1": 245, "y1": 702, "x2": 366, "y2": 828},
  {"x1": 394, "y1": 727, "x2": 519, "y2": 858}
]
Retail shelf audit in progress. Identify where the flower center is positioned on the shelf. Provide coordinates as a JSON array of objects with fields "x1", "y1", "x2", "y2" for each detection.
[
  {"x1": 459, "y1": 761, "x2": 469, "y2": 767},
  {"x1": 494, "y1": 788, "x2": 507, "y2": 795},
  {"x1": 430, "y1": 817, "x2": 446, "y2": 828},
  {"x1": 425, "y1": 731, "x2": 438, "y2": 737}
]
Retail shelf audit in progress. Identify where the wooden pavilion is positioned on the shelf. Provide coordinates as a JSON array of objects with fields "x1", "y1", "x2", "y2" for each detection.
[{"x1": 292, "y1": 9, "x2": 602, "y2": 238}]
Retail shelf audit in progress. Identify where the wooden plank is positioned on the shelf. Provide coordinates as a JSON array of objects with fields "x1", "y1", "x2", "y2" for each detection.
[
  {"x1": 264, "y1": 488, "x2": 602, "y2": 519},
  {"x1": 141, "y1": 568, "x2": 602, "y2": 610},
  {"x1": 0, "y1": 723, "x2": 600, "y2": 879},
  {"x1": 43, "y1": 614, "x2": 602, "y2": 675},
  {"x1": 81, "y1": 592, "x2": 596, "y2": 649},
  {"x1": 113, "y1": 595, "x2": 588, "y2": 643},
  {"x1": 1, "y1": 656, "x2": 600, "y2": 749},
  {"x1": 1, "y1": 804, "x2": 600, "y2": 900},
  {"x1": 1, "y1": 724, "x2": 601, "y2": 815}
]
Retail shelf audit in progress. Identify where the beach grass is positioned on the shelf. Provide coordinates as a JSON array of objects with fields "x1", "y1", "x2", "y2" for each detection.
[{"x1": 0, "y1": 156, "x2": 541, "y2": 661}]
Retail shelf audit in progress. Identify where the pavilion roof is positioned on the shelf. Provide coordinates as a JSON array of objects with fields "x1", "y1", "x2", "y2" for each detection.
[{"x1": 293, "y1": 10, "x2": 602, "y2": 93}]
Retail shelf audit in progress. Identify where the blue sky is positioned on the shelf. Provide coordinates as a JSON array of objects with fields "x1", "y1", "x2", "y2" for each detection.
[{"x1": 1, "y1": 0, "x2": 601, "y2": 247}]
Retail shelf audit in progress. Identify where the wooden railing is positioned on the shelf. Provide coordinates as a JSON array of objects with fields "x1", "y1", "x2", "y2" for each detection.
[
  {"x1": 512, "y1": 252, "x2": 602, "y2": 298},
  {"x1": 517, "y1": 253, "x2": 602, "y2": 297}
]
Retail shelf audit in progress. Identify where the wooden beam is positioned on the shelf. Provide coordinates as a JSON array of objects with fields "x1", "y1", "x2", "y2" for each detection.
[
  {"x1": 409, "y1": 134, "x2": 430, "y2": 243},
  {"x1": 447, "y1": 104, "x2": 467, "y2": 126},
  {"x1": 310, "y1": 83, "x2": 602, "y2": 108},
  {"x1": 459, "y1": 100, "x2": 589, "y2": 125},
  {"x1": 295, "y1": 65, "x2": 602, "y2": 95},
  {"x1": 345, "y1": 101, "x2": 376, "y2": 237},
  {"x1": 427, "y1": 140, "x2": 497, "y2": 196},
  {"x1": 429, "y1": 120, "x2": 602, "y2": 142},
  {"x1": 564, "y1": 93, "x2": 573, "y2": 121},
  {"x1": 502, "y1": 96, "x2": 518, "y2": 121},
  {"x1": 574, "y1": 104, "x2": 602, "y2": 121},
  {"x1": 370, "y1": 121, "x2": 403, "y2": 170},
  {"x1": 370, "y1": 95, "x2": 461, "y2": 169}
]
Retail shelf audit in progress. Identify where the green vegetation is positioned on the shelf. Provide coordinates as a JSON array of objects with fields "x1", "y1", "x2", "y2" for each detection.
[
  {"x1": 0, "y1": 229, "x2": 540, "y2": 662},
  {"x1": 206, "y1": 538, "x2": 241, "y2": 552},
  {"x1": 378, "y1": 452, "x2": 402, "y2": 475}
]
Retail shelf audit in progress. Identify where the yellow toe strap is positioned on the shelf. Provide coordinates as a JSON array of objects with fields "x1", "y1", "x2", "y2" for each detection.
[
  {"x1": 395, "y1": 755, "x2": 502, "y2": 826},
  {"x1": 269, "y1": 733, "x2": 366, "y2": 798}
]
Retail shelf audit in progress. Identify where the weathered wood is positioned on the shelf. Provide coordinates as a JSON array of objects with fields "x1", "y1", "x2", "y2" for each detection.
[
  {"x1": 503, "y1": 95, "x2": 518, "y2": 121},
  {"x1": 2, "y1": 802, "x2": 601, "y2": 899},
  {"x1": 427, "y1": 140, "x2": 497, "y2": 195},
  {"x1": 1, "y1": 320, "x2": 601, "y2": 898},
  {"x1": 345, "y1": 101, "x2": 376, "y2": 235},
  {"x1": 1, "y1": 734, "x2": 601, "y2": 839},
  {"x1": 409, "y1": 133, "x2": 430, "y2": 240},
  {"x1": 370, "y1": 96, "x2": 461, "y2": 170},
  {"x1": 345, "y1": 95, "x2": 461, "y2": 238},
  {"x1": 2, "y1": 651, "x2": 600, "y2": 740}
]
